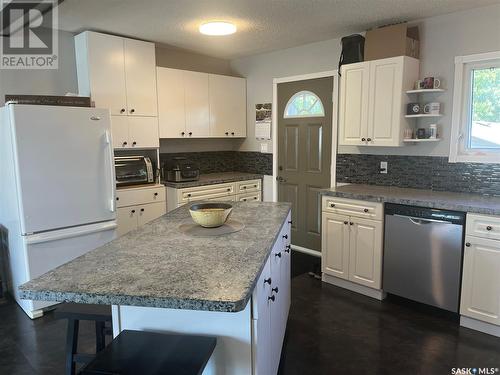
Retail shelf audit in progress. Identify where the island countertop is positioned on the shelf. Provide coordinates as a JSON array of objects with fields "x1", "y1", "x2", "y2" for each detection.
[
  {"x1": 322, "y1": 184, "x2": 500, "y2": 215},
  {"x1": 19, "y1": 202, "x2": 291, "y2": 313}
]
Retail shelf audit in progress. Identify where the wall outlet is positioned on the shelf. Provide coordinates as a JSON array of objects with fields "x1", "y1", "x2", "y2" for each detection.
[
  {"x1": 380, "y1": 161, "x2": 388, "y2": 174},
  {"x1": 260, "y1": 143, "x2": 269, "y2": 153}
]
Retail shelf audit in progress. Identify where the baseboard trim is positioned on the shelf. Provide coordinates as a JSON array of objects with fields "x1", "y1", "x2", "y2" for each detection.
[
  {"x1": 291, "y1": 245, "x2": 321, "y2": 258},
  {"x1": 322, "y1": 273, "x2": 386, "y2": 301},
  {"x1": 460, "y1": 316, "x2": 500, "y2": 338}
]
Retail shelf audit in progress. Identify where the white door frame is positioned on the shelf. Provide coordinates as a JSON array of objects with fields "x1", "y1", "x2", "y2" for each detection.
[{"x1": 272, "y1": 70, "x2": 339, "y2": 258}]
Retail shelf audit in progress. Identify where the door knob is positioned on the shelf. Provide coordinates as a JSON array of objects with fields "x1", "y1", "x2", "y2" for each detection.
[
  {"x1": 278, "y1": 166, "x2": 283, "y2": 171},
  {"x1": 277, "y1": 176, "x2": 286, "y2": 183}
]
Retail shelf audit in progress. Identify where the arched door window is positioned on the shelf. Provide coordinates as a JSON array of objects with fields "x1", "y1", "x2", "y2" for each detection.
[{"x1": 283, "y1": 90, "x2": 325, "y2": 118}]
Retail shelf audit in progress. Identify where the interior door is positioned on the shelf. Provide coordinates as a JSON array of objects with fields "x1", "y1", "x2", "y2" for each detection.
[
  {"x1": 124, "y1": 38, "x2": 158, "y2": 117},
  {"x1": 11, "y1": 105, "x2": 116, "y2": 234},
  {"x1": 277, "y1": 77, "x2": 333, "y2": 252}
]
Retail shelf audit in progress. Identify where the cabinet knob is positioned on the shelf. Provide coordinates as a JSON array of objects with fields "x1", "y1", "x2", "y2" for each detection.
[
  {"x1": 486, "y1": 226, "x2": 493, "y2": 231},
  {"x1": 154, "y1": 192, "x2": 158, "y2": 196},
  {"x1": 364, "y1": 208, "x2": 369, "y2": 213},
  {"x1": 189, "y1": 132, "x2": 192, "y2": 136},
  {"x1": 288, "y1": 220, "x2": 292, "y2": 224},
  {"x1": 272, "y1": 287, "x2": 279, "y2": 293},
  {"x1": 361, "y1": 138, "x2": 366, "y2": 142},
  {"x1": 330, "y1": 203, "x2": 335, "y2": 208},
  {"x1": 120, "y1": 108, "x2": 126, "y2": 114},
  {"x1": 344, "y1": 221, "x2": 348, "y2": 225},
  {"x1": 131, "y1": 209, "x2": 136, "y2": 213},
  {"x1": 282, "y1": 234, "x2": 288, "y2": 239},
  {"x1": 254, "y1": 196, "x2": 257, "y2": 200},
  {"x1": 122, "y1": 141, "x2": 128, "y2": 146},
  {"x1": 227, "y1": 188, "x2": 231, "y2": 192},
  {"x1": 268, "y1": 295, "x2": 275, "y2": 302},
  {"x1": 181, "y1": 132, "x2": 185, "y2": 136},
  {"x1": 264, "y1": 277, "x2": 271, "y2": 285},
  {"x1": 284, "y1": 245, "x2": 290, "y2": 253},
  {"x1": 367, "y1": 138, "x2": 372, "y2": 142},
  {"x1": 242, "y1": 198, "x2": 247, "y2": 202},
  {"x1": 130, "y1": 109, "x2": 135, "y2": 113},
  {"x1": 116, "y1": 197, "x2": 120, "y2": 201},
  {"x1": 349, "y1": 222, "x2": 354, "y2": 226},
  {"x1": 225, "y1": 132, "x2": 229, "y2": 136},
  {"x1": 465, "y1": 242, "x2": 471, "y2": 247},
  {"x1": 231, "y1": 132, "x2": 235, "y2": 136},
  {"x1": 132, "y1": 141, "x2": 137, "y2": 146},
  {"x1": 187, "y1": 193, "x2": 192, "y2": 197},
  {"x1": 275, "y1": 252, "x2": 282, "y2": 258}
]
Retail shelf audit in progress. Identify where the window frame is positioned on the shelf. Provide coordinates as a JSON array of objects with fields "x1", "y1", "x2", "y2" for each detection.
[
  {"x1": 283, "y1": 90, "x2": 325, "y2": 118},
  {"x1": 449, "y1": 51, "x2": 500, "y2": 163}
]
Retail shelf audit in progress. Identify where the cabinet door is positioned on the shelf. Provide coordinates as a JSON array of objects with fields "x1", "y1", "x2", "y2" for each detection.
[
  {"x1": 338, "y1": 62, "x2": 369, "y2": 146},
  {"x1": 128, "y1": 117, "x2": 159, "y2": 148},
  {"x1": 157, "y1": 67, "x2": 186, "y2": 138},
  {"x1": 117, "y1": 206, "x2": 138, "y2": 237},
  {"x1": 123, "y1": 38, "x2": 158, "y2": 117},
  {"x1": 348, "y1": 217, "x2": 383, "y2": 289},
  {"x1": 110, "y1": 116, "x2": 130, "y2": 149},
  {"x1": 367, "y1": 57, "x2": 403, "y2": 146},
  {"x1": 184, "y1": 71, "x2": 210, "y2": 137},
  {"x1": 460, "y1": 236, "x2": 500, "y2": 325},
  {"x1": 321, "y1": 213, "x2": 350, "y2": 279},
  {"x1": 137, "y1": 202, "x2": 166, "y2": 226},
  {"x1": 252, "y1": 257, "x2": 272, "y2": 375},
  {"x1": 85, "y1": 32, "x2": 127, "y2": 116},
  {"x1": 209, "y1": 74, "x2": 246, "y2": 137}
]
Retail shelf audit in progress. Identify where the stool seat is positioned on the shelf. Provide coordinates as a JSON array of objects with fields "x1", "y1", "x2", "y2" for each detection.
[{"x1": 81, "y1": 330, "x2": 217, "y2": 375}]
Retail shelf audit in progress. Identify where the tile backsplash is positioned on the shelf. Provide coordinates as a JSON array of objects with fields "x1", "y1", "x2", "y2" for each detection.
[
  {"x1": 160, "y1": 151, "x2": 273, "y2": 175},
  {"x1": 336, "y1": 154, "x2": 500, "y2": 196}
]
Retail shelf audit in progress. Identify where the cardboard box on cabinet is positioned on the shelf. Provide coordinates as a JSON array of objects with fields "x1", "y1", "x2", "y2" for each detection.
[{"x1": 365, "y1": 23, "x2": 419, "y2": 61}]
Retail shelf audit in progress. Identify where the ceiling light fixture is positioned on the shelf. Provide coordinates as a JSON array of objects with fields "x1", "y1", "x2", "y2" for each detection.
[{"x1": 199, "y1": 21, "x2": 237, "y2": 36}]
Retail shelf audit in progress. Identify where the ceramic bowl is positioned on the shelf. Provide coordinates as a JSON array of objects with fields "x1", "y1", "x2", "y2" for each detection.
[{"x1": 189, "y1": 203, "x2": 233, "y2": 228}]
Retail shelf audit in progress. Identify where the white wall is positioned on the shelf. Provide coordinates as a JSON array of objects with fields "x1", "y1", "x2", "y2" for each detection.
[{"x1": 230, "y1": 3, "x2": 500, "y2": 157}]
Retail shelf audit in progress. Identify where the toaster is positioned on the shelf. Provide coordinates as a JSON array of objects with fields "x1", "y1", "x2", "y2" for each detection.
[{"x1": 163, "y1": 157, "x2": 200, "y2": 182}]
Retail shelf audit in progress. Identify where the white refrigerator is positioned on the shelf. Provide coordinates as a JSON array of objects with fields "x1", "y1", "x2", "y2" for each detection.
[{"x1": 0, "y1": 104, "x2": 117, "y2": 318}]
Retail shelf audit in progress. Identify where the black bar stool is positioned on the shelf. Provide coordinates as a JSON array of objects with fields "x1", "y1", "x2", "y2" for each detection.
[
  {"x1": 54, "y1": 303, "x2": 112, "y2": 375},
  {"x1": 81, "y1": 330, "x2": 217, "y2": 375}
]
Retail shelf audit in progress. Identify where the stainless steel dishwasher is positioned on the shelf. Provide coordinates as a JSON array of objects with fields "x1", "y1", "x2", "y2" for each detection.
[{"x1": 383, "y1": 203, "x2": 465, "y2": 312}]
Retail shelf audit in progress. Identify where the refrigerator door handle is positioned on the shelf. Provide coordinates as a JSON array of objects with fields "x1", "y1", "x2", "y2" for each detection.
[
  {"x1": 25, "y1": 221, "x2": 118, "y2": 245},
  {"x1": 105, "y1": 130, "x2": 116, "y2": 212}
]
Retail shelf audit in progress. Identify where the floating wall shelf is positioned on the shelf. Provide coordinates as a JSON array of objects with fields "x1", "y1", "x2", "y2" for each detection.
[
  {"x1": 403, "y1": 138, "x2": 441, "y2": 143},
  {"x1": 406, "y1": 89, "x2": 445, "y2": 94},
  {"x1": 405, "y1": 114, "x2": 443, "y2": 118}
]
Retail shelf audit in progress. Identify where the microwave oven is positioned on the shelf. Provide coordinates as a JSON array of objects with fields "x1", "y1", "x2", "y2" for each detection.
[{"x1": 115, "y1": 156, "x2": 154, "y2": 187}]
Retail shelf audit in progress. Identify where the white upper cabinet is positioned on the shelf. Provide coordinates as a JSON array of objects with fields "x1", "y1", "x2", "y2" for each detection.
[
  {"x1": 156, "y1": 68, "x2": 247, "y2": 139},
  {"x1": 339, "y1": 56, "x2": 419, "y2": 147},
  {"x1": 209, "y1": 74, "x2": 247, "y2": 137},
  {"x1": 184, "y1": 71, "x2": 210, "y2": 137},
  {"x1": 75, "y1": 32, "x2": 128, "y2": 116},
  {"x1": 157, "y1": 67, "x2": 186, "y2": 138},
  {"x1": 123, "y1": 38, "x2": 158, "y2": 117},
  {"x1": 75, "y1": 31, "x2": 157, "y2": 117}
]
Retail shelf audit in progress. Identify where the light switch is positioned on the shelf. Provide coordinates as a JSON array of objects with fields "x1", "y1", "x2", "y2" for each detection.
[{"x1": 380, "y1": 161, "x2": 388, "y2": 174}]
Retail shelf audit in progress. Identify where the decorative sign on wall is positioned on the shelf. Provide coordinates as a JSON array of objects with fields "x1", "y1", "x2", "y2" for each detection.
[{"x1": 255, "y1": 103, "x2": 272, "y2": 140}]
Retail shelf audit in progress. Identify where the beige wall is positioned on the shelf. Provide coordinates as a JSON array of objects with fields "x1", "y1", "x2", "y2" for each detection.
[{"x1": 230, "y1": 3, "x2": 500, "y2": 156}]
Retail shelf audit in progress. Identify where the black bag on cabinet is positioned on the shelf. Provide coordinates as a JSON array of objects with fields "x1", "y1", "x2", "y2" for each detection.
[{"x1": 338, "y1": 34, "x2": 365, "y2": 75}]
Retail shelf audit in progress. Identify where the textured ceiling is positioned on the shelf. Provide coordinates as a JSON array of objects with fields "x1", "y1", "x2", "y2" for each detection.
[{"x1": 56, "y1": 0, "x2": 500, "y2": 59}]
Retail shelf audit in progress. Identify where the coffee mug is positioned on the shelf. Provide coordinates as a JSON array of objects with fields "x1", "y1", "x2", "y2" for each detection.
[
  {"x1": 417, "y1": 128, "x2": 427, "y2": 139},
  {"x1": 407, "y1": 102, "x2": 421, "y2": 115},
  {"x1": 414, "y1": 80, "x2": 424, "y2": 90},
  {"x1": 424, "y1": 102, "x2": 440, "y2": 115},
  {"x1": 423, "y1": 77, "x2": 441, "y2": 89}
]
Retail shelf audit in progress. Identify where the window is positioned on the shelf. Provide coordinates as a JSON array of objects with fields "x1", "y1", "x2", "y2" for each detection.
[
  {"x1": 284, "y1": 90, "x2": 325, "y2": 118},
  {"x1": 450, "y1": 51, "x2": 500, "y2": 163}
]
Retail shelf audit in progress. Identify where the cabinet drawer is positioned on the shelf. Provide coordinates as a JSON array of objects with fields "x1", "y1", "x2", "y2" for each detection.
[
  {"x1": 178, "y1": 183, "x2": 234, "y2": 202},
  {"x1": 466, "y1": 213, "x2": 500, "y2": 241},
  {"x1": 137, "y1": 201, "x2": 166, "y2": 226},
  {"x1": 116, "y1": 186, "x2": 166, "y2": 208},
  {"x1": 235, "y1": 179, "x2": 261, "y2": 193},
  {"x1": 322, "y1": 196, "x2": 383, "y2": 220},
  {"x1": 237, "y1": 192, "x2": 261, "y2": 202}
]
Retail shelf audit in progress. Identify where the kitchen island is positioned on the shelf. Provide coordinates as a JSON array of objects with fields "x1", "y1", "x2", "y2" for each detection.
[{"x1": 20, "y1": 202, "x2": 292, "y2": 375}]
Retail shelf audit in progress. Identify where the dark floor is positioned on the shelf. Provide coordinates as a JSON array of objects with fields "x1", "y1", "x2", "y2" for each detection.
[{"x1": 2, "y1": 274, "x2": 500, "y2": 374}]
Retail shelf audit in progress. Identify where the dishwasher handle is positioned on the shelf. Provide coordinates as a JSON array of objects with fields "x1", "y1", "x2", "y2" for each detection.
[{"x1": 393, "y1": 214, "x2": 453, "y2": 225}]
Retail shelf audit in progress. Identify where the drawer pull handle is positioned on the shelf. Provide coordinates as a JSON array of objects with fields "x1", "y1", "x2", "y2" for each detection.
[
  {"x1": 268, "y1": 295, "x2": 275, "y2": 302},
  {"x1": 272, "y1": 287, "x2": 279, "y2": 293},
  {"x1": 486, "y1": 226, "x2": 493, "y2": 231},
  {"x1": 364, "y1": 208, "x2": 369, "y2": 213},
  {"x1": 465, "y1": 242, "x2": 471, "y2": 247},
  {"x1": 330, "y1": 203, "x2": 335, "y2": 208},
  {"x1": 264, "y1": 278, "x2": 271, "y2": 285}
]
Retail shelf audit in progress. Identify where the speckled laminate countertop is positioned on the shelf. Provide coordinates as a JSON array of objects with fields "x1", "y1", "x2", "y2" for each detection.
[
  {"x1": 162, "y1": 172, "x2": 263, "y2": 189},
  {"x1": 19, "y1": 202, "x2": 291, "y2": 312},
  {"x1": 322, "y1": 184, "x2": 500, "y2": 215}
]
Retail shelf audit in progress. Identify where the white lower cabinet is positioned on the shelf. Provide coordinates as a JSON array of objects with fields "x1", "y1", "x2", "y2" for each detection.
[
  {"x1": 252, "y1": 212, "x2": 291, "y2": 375},
  {"x1": 116, "y1": 185, "x2": 166, "y2": 237},
  {"x1": 460, "y1": 214, "x2": 500, "y2": 329},
  {"x1": 321, "y1": 197, "x2": 384, "y2": 292},
  {"x1": 166, "y1": 179, "x2": 262, "y2": 211}
]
